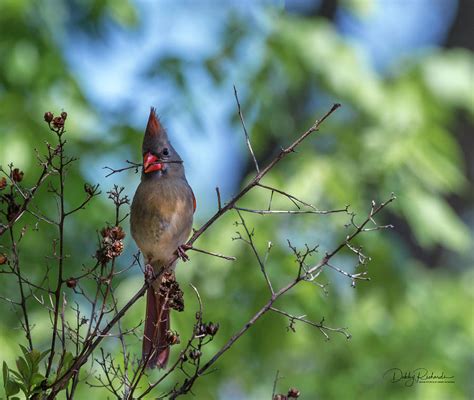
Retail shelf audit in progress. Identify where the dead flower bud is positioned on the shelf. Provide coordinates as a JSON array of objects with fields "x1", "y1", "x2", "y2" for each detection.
[
  {"x1": 206, "y1": 322, "x2": 219, "y2": 336},
  {"x1": 0, "y1": 177, "x2": 7, "y2": 190},
  {"x1": 11, "y1": 168, "x2": 24, "y2": 183},
  {"x1": 66, "y1": 277, "x2": 77, "y2": 288},
  {"x1": 189, "y1": 349, "x2": 201, "y2": 361},
  {"x1": 195, "y1": 323, "x2": 207, "y2": 337},
  {"x1": 96, "y1": 226, "x2": 126, "y2": 263},
  {"x1": 44, "y1": 111, "x2": 54, "y2": 123},
  {"x1": 159, "y1": 273, "x2": 185, "y2": 311},
  {"x1": 0, "y1": 254, "x2": 7, "y2": 265},
  {"x1": 84, "y1": 183, "x2": 95, "y2": 196},
  {"x1": 101, "y1": 226, "x2": 126, "y2": 240},
  {"x1": 273, "y1": 395, "x2": 287, "y2": 400},
  {"x1": 52, "y1": 116, "x2": 64, "y2": 129},
  {"x1": 165, "y1": 330, "x2": 180, "y2": 345},
  {"x1": 111, "y1": 240, "x2": 124, "y2": 257},
  {"x1": 61, "y1": 111, "x2": 68, "y2": 120},
  {"x1": 7, "y1": 201, "x2": 20, "y2": 221},
  {"x1": 287, "y1": 388, "x2": 300, "y2": 398}
]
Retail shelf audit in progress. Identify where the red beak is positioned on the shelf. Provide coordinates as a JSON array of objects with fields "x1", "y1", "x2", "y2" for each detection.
[{"x1": 143, "y1": 152, "x2": 162, "y2": 173}]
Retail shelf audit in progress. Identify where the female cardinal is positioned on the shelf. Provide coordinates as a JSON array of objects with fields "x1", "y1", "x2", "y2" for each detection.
[{"x1": 130, "y1": 108, "x2": 195, "y2": 368}]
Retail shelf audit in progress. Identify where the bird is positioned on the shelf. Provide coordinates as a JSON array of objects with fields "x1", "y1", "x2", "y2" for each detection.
[{"x1": 130, "y1": 108, "x2": 195, "y2": 368}]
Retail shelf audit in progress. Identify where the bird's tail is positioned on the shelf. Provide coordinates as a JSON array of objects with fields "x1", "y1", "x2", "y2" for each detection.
[{"x1": 142, "y1": 280, "x2": 170, "y2": 369}]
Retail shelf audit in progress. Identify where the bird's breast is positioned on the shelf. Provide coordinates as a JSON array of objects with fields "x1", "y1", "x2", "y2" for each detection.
[{"x1": 130, "y1": 178, "x2": 194, "y2": 266}]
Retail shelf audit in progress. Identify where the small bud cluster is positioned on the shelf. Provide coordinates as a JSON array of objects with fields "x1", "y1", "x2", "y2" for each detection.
[
  {"x1": 159, "y1": 272, "x2": 184, "y2": 312},
  {"x1": 165, "y1": 330, "x2": 181, "y2": 346},
  {"x1": 11, "y1": 168, "x2": 24, "y2": 183},
  {"x1": 273, "y1": 388, "x2": 300, "y2": 400},
  {"x1": 0, "y1": 168, "x2": 25, "y2": 222},
  {"x1": 66, "y1": 277, "x2": 77, "y2": 288},
  {"x1": 188, "y1": 349, "x2": 202, "y2": 361},
  {"x1": 44, "y1": 111, "x2": 67, "y2": 130},
  {"x1": 5, "y1": 193, "x2": 20, "y2": 222},
  {"x1": 195, "y1": 321, "x2": 219, "y2": 338},
  {"x1": 84, "y1": 183, "x2": 97, "y2": 196},
  {"x1": 96, "y1": 226, "x2": 126, "y2": 264}
]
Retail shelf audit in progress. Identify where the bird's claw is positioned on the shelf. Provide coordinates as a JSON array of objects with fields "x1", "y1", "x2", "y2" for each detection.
[
  {"x1": 176, "y1": 244, "x2": 191, "y2": 262},
  {"x1": 144, "y1": 264, "x2": 156, "y2": 283}
]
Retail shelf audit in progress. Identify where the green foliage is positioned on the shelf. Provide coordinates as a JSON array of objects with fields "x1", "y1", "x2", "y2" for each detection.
[{"x1": 2, "y1": 347, "x2": 49, "y2": 399}]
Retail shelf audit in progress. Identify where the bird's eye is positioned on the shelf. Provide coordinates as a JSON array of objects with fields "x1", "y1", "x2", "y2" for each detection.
[{"x1": 162, "y1": 148, "x2": 169, "y2": 156}]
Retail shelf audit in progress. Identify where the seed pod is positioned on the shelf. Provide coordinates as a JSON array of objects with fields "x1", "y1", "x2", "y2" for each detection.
[
  {"x1": 165, "y1": 330, "x2": 180, "y2": 345},
  {"x1": 44, "y1": 111, "x2": 54, "y2": 123},
  {"x1": 11, "y1": 168, "x2": 24, "y2": 183},
  {"x1": 0, "y1": 254, "x2": 7, "y2": 265},
  {"x1": 66, "y1": 277, "x2": 77, "y2": 288},
  {"x1": 189, "y1": 349, "x2": 201, "y2": 361},
  {"x1": 287, "y1": 388, "x2": 300, "y2": 398},
  {"x1": 206, "y1": 322, "x2": 219, "y2": 336}
]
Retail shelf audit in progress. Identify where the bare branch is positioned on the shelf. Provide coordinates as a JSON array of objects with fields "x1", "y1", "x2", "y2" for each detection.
[{"x1": 233, "y1": 85, "x2": 260, "y2": 174}]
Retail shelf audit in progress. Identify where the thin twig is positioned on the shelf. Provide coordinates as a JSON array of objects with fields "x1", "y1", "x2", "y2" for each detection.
[
  {"x1": 188, "y1": 246, "x2": 236, "y2": 261},
  {"x1": 234, "y1": 85, "x2": 260, "y2": 173}
]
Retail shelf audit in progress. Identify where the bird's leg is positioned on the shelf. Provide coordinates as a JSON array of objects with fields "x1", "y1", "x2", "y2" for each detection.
[
  {"x1": 176, "y1": 244, "x2": 191, "y2": 262},
  {"x1": 144, "y1": 263, "x2": 156, "y2": 284}
]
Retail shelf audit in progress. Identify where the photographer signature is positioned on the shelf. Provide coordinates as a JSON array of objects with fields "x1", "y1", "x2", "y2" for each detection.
[{"x1": 383, "y1": 368, "x2": 455, "y2": 387}]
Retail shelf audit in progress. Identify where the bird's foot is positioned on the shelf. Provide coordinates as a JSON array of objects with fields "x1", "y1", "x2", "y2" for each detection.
[
  {"x1": 144, "y1": 264, "x2": 156, "y2": 283},
  {"x1": 176, "y1": 244, "x2": 191, "y2": 262}
]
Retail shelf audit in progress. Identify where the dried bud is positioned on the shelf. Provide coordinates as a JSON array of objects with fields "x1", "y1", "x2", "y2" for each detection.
[
  {"x1": 111, "y1": 240, "x2": 124, "y2": 257},
  {"x1": 111, "y1": 226, "x2": 126, "y2": 240},
  {"x1": 206, "y1": 322, "x2": 219, "y2": 336},
  {"x1": 188, "y1": 349, "x2": 201, "y2": 361},
  {"x1": 0, "y1": 177, "x2": 6, "y2": 190},
  {"x1": 159, "y1": 273, "x2": 184, "y2": 311},
  {"x1": 44, "y1": 111, "x2": 54, "y2": 123},
  {"x1": 7, "y1": 201, "x2": 20, "y2": 221},
  {"x1": 52, "y1": 116, "x2": 64, "y2": 129},
  {"x1": 101, "y1": 226, "x2": 125, "y2": 240},
  {"x1": 84, "y1": 183, "x2": 95, "y2": 196},
  {"x1": 11, "y1": 168, "x2": 24, "y2": 183},
  {"x1": 0, "y1": 254, "x2": 7, "y2": 265},
  {"x1": 287, "y1": 388, "x2": 300, "y2": 398},
  {"x1": 66, "y1": 277, "x2": 77, "y2": 288},
  {"x1": 273, "y1": 395, "x2": 287, "y2": 400},
  {"x1": 165, "y1": 330, "x2": 180, "y2": 345},
  {"x1": 61, "y1": 111, "x2": 68, "y2": 120},
  {"x1": 96, "y1": 226, "x2": 126, "y2": 264},
  {"x1": 195, "y1": 323, "x2": 207, "y2": 337}
]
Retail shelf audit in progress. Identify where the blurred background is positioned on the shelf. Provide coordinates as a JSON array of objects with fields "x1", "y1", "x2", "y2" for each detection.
[{"x1": 0, "y1": 0, "x2": 473, "y2": 399}]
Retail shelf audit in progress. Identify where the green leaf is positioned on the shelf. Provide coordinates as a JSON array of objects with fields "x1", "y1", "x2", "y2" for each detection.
[
  {"x1": 18, "y1": 345, "x2": 29, "y2": 358},
  {"x1": 61, "y1": 352, "x2": 74, "y2": 374},
  {"x1": 15, "y1": 357, "x2": 29, "y2": 381},
  {"x1": 2, "y1": 361, "x2": 8, "y2": 388},
  {"x1": 2, "y1": 361, "x2": 20, "y2": 397},
  {"x1": 27, "y1": 349, "x2": 41, "y2": 371},
  {"x1": 30, "y1": 372, "x2": 45, "y2": 386},
  {"x1": 4, "y1": 379, "x2": 20, "y2": 397}
]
